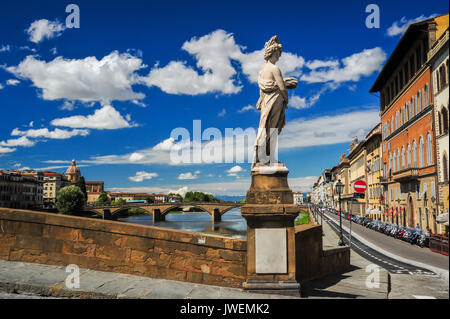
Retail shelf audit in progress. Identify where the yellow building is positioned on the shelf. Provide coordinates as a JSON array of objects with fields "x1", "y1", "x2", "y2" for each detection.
[
  {"x1": 348, "y1": 137, "x2": 367, "y2": 216},
  {"x1": 43, "y1": 172, "x2": 71, "y2": 208},
  {"x1": 364, "y1": 124, "x2": 384, "y2": 219}
]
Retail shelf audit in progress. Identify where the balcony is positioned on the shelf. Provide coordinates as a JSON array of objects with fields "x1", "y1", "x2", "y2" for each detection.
[
  {"x1": 379, "y1": 177, "x2": 388, "y2": 184},
  {"x1": 393, "y1": 167, "x2": 419, "y2": 182}
]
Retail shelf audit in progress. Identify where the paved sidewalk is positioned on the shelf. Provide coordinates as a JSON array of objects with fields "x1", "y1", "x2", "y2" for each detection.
[
  {"x1": 0, "y1": 259, "x2": 297, "y2": 299},
  {"x1": 301, "y1": 219, "x2": 389, "y2": 299}
]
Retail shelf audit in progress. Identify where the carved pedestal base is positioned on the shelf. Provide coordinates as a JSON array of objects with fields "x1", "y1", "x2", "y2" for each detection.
[{"x1": 241, "y1": 164, "x2": 300, "y2": 297}]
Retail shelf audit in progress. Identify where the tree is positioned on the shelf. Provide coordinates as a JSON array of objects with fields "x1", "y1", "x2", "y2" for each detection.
[
  {"x1": 96, "y1": 191, "x2": 109, "y2": 206},
  {"x1": 56, "y1": 185, "x2": 85, "y2": 215},
  {"x1": 75, "y1": 176, "x2": 87, "y2": 202}
]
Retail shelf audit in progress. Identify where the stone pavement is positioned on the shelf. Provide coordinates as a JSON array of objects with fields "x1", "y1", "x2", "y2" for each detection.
[
  {"x1": 313, "y1": 217, "x2": 449, "y2": 299},
  {"x1": 0, "y1": 259, "x2": 297, "y2": 299},
  {"x1": 300, "y1": 219, "x2": 390, "y2": 299}
]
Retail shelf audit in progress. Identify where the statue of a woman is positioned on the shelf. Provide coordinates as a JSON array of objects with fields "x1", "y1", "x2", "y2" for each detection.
[{"x1": 253, "y1": 36, "x2": 297, "y2": 168}]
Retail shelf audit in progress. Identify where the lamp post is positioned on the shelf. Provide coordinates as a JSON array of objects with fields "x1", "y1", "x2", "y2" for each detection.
[{"x1": 335, "y1": 179, "x2": 345, "y2": 246}]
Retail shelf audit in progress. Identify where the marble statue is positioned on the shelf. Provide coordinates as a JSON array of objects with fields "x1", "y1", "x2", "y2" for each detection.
[{"x1": 253, "y1": 35, "x2": 297, "y2": 168}]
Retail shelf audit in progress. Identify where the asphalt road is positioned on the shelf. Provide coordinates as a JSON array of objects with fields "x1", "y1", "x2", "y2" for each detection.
[{"x1": 317, "y1": 210, "x2": 448, "y2": 275}]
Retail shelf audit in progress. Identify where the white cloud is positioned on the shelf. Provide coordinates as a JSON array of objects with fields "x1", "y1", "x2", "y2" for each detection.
[
  {"x1": 26, "y1": 19, "x2": 65, "y2": 43},
  {"x1": 50, "y1": 105, "x2": 132, "y2": 130},
  {"x1": 141, "y1": 30, "x2": 243, "y2": 95},
  {"x1": 0, "y1": 83, "x2": 3, "y2": 90},
  {"x1": 218, "y1": 108, "x2": 226, "y2": 117},
  {"x1": 140, "y1": 30, "x2": 305, "y2": 95},
  {"x1": 60, "y1": 100, "x2": 75, "y2": 111},
  {"x1": 11, "y1": 127, "x2": 90, "y2": 139},
  {"x1": 306, "y1": 59, "x2": 339, "y2": 69},
  {"x1": 387, "y1": 14, "x2": 438, "y2": 37},
  {"x1": 178, "y1": 172, "x2": 199, "y2": 180},
  {"x1": 279, "y1": 108, "x2": 380, "y2": 149},
  {"x1": 0, "y1": 136, "x2": 36, "y2": 147},
  {"x1": 226, "y1": 165, "x2": 245, "y2": 177},
  {"x1": 0, "y1": 44, "x2": 11, "y2": 52},
  {"x1": 0, "y1": 146, "x2": 16, "y2": 154},
  {"x1": 128, "y1": 171, "x2": 158, "y2": 182},
  {"x1": 6, "y1": 79, "x2": 20, "y2": 86},
  {"x1": 237, "y1": 105, "x2": 257, "y2": 113},
  {"x1": 300, "y1": 47, "x2": 386, "y2": 84},
  {"x1": 50, "y1": 47, "x2": 58, "y2": 55},
  {"x1": 7, "y1": 51, "x2": 146, "y2": 104},
  {"x1": 290, "y1": 83, "x2": 340, "y2": 109}
]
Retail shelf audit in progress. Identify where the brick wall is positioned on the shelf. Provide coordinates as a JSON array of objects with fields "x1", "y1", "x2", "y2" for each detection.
[{"x1": 0, "y1": 208, "x2": 247, "y2": 288}]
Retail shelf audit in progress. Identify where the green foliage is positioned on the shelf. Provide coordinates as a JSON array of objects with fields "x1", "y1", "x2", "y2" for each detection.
[
  {"x1": 240, "y1": 198, "x2": 247, "y2": 203},
  {"x1": 184, "y1": 191, "x2": 220, "y2": 203},
  {"x1": 295, "y1": 210, "x2": 311, "y2": 225},
  {"x1": 168, "y1": 193, "x2": 182, "y2": 197},
  {"x1": 56, "y1": 185, "x2": 85, "y2": 215},
  {"x1": 111, "y1": 198, "x2": 126, "y2": 206},
  {"x1": 145, "y1": 196, "x2": 154, "y2": 203},
  {"x1": 75, "y1": 176, "x2": 87, "y2": 202},
  {"x1": 96, "y1": 191, "x2": 109, "y2": 206}
]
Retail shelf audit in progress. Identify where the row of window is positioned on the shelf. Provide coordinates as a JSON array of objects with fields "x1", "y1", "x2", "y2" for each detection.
[
  {"x1": 382, "y1": 83, "x2": 430, "y2": 139},
  {"x1": 388, "y1": 181, "x2": 435, "y2": 201},
  {"x1": 385, "y1": 132, "x2": 434, "y2": 175},
  {"x1": 434, "y1": 58, "x2": 449, "y2": 93},
  {"x1": 381, "y1": 39, "x2": 428, "y2": 110}
]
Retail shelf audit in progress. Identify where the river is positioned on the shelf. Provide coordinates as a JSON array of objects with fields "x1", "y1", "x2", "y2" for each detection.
[{"x1": 117, "y1": 208, "x2": 247, "y2": 238}]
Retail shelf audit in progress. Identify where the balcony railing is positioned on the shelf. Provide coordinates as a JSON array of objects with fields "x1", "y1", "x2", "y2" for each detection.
[{"x1": 392, "y1": 167, "x2": 419, "y2": 182}]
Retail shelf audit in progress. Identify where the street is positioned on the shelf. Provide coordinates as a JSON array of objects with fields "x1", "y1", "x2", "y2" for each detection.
[{"x1": 317, "y1": 208, "x2": 448, "y2": 275}]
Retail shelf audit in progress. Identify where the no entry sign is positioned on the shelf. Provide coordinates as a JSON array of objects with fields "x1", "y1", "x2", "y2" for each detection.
[{"x1": 354, "y1": 180, "x2": 367, "y2": 193}]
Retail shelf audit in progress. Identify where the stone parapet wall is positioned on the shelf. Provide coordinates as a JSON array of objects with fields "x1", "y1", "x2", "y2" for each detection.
[
  {"x1": 0, "y1": 208, "x2": 247, "y2": 288},
  {"x1": 295, "y1": 224, "x2": 350, "y2": 283}
]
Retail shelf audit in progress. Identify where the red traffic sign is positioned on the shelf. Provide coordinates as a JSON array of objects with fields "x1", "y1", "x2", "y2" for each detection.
[{"x1": 353, "y1": 180, "x2": 367, "y2": 193}]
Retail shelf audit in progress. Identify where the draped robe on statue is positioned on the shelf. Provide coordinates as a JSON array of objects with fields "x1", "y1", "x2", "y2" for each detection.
[{"x1": 254, "y1": 72, "x2": 287, "y2": 163}]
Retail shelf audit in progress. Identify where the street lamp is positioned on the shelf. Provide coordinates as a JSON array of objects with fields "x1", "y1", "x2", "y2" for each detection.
[{"x1": 335, "y1": 179, "x2": 345, "y2": 246}]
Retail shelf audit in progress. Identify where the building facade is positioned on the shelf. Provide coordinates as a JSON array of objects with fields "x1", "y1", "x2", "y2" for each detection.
[
  {"x1": 371, "y1": 15, "x2": 448, "y2": 232},
  {"x1": 43, "y1": 172, "x2": 71, "y2": 208},
  {"x1": 347, "y1": 137, "x2": 367, "y2": 216},
  {"x1": 429, "y1": 26, "x2": 449, "y2": 233},
  {"x1": 364, "y1": 123, "x2": 384, "y2": 219},
  {"x1": 85, "y1": 181, "x2": 105, "y2": 204},
  {"x1": 0, "y1": 170, "x2": 43, "y2": 209}
]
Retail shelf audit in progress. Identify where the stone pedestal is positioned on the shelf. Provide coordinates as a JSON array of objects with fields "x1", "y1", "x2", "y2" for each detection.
[{"x1": 241, "y1": 163, "x2": 300, "y2": 296}]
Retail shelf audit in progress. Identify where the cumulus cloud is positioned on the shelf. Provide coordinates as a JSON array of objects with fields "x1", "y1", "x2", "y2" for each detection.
[
  {"x1": 387, "y1": 14, "x2": 438, "y2": 37},
  {"x1": 11, "y1": 127, "x2": 90, "y2": 139},
  {"x1": 141, "y1": 30, "x2": 243, "y2": 95},
  {"x1": 7, "y1": 51, "x2": 146, "y2": 104},
  {"x1": 26, "y1": 19, "x2": 65, "y2": 43},
  {"x1": 0, "y1": 136, "x2": 36, "y2": 147},
  {"x1": 300, "y1": 48, "x2": 386, "y2": 83},
  {"x1": 178, "y1": 172, "x2": 199, "y2": 180},
  {"x1": 0, "y1": 83, "x2": 3, "y2": 90},
  {"x1": 226, "y1": 165, "x2": 245, "y2": 177},
  {"x1": 50, "y1": 105, "x2": 132, "y2": 130},
  {"x1": 128, "y1": 171, "x2": 158, "y2": 182},
  {"x1": 140, "y1": 30, "x2": 305, "y2": 95}
]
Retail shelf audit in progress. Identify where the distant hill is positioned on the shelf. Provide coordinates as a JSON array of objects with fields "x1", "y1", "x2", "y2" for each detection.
[{"x1": 216, "y1": 195, "x2": 245, "y2": 203}]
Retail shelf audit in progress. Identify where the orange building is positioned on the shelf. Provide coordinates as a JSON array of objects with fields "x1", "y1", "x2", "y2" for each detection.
[{"x1": 370, "y1": 15, "x2": 448, "y2": 233}]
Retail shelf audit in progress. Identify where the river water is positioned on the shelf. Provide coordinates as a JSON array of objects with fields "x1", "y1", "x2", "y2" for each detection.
[{"x1": 117, "y1": 208, "x2": 247, "y2": 238}]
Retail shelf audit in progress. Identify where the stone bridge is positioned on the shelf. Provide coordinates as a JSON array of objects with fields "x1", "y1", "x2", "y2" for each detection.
[{"x1": 83, "y1": 202, "x2": 243, "y2": 222}]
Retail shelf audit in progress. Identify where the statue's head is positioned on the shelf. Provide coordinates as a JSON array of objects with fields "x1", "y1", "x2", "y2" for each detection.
[{"x1": 264, "y1": 35, "x2": 283, "y2": 61}]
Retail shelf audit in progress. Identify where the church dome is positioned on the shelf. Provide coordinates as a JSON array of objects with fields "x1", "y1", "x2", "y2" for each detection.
[{"x1": 66, "y1": 160, "x2": 81, "y2": 175}]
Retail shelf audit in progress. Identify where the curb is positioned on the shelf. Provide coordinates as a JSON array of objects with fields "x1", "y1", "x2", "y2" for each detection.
[{"x1": 324, "y1": 213, "x2": 449, "y2": 282}]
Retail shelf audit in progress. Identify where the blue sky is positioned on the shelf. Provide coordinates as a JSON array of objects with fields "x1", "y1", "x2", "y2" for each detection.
[{"x1": 0, "y1": 0, "x2": 448, "y2": 196}]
